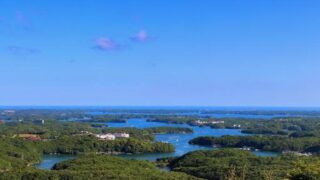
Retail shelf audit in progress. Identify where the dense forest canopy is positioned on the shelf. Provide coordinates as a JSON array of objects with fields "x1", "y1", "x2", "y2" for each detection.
[
  {"x1": 1, "y1": 109, "x2": 320, "y2": 179},
  {"x1": 168, "y1": 149, "x2": 320, "y2": 180}
]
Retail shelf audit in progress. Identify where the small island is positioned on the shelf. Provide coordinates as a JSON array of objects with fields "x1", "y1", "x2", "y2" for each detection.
[{"x1": 189, "y1": 135, "x2": 320, "y2": 154}]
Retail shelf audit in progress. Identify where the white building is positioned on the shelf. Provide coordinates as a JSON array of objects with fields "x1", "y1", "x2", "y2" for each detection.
[
  {"x1": 96, "y1": 134, "x2": 115, "y2": 140},
  {"x1": 282, "y1": 151, "x2": 312, "y2": 156},
  {"x1": 232, "y1": 124, "x2": 241, "y2": 128},
  {"x1": 210, "y1": 120, "x2": 224, "y2": 124},
  {"x1": 114, "y1": 133, "x2": 130, "y2": 138},
  {"x1": 194, "y1": 120, "x2": 225, "y2": 125},
  {"x1": 80, "y1": 131, "x2": 93, "y2": 135},
  {"x1": 2, "y1": 110, "x2": 15, "y2": 115}
]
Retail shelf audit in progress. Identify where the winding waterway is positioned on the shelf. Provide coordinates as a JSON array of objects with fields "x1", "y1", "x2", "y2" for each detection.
[
  {"x1": 109, "y1": 118, "x2": 278, "y2": 160},
  {"x1": 36, "y1": 154, "x2": 75, "y2": 170},
  {"x1": 36, "y1": 118, "x2": 278, "y2": 169}
]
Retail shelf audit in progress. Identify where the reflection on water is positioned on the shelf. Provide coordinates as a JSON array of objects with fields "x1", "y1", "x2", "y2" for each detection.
[
  {"x1": 35, "y1": 155, "x2": 75, "y2": 170},
  {"x1": 252, "y1": 151, "x2": 278, "y2": 157}
]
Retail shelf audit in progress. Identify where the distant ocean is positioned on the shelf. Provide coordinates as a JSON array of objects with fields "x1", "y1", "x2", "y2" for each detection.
[{"x1": 1, "y1": 106, "x2": 320, "y2": 111}]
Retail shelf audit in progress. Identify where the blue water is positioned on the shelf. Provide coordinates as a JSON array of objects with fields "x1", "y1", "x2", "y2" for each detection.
[
  {"x1": 108, "y1": 118, "x2": 278, "y2": 160},
  {"x1": 35, "y1": 154, "x2": 75, "y2": 170},
  {"x1": 37, "y1": 118, "x2": 278, "y2": 169},
  {"x1": 89, "y1": 111, "x2": 284, "y2": 119},
  {"x1": 253, "y1": 151, "x2": 278, "y2": 157},
  {"x1": 199, "y1": 113, "x2": 289, "y2": 119}
]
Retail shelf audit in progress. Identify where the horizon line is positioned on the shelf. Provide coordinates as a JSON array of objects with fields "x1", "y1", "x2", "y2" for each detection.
[{"x1": 1, "y1": 105, "x2": 320, "y2": 109}]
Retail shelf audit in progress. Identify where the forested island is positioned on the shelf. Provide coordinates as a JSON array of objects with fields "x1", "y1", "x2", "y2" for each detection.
[
  {"x1": 0, "y1": 117, "x2": 190, "y2": 173},
  {"x1": 0, "y1": 109, "x2": 320, "y2": 179},
  {"x1": 167, "y1": 149, "x2": 320, "y2": 180},
  {"x1": 0, "y1": 155, "x2": 199, "y2": 180},
  {"x1": 189, "y1": 135, "x2": 320, "y2": 154}
]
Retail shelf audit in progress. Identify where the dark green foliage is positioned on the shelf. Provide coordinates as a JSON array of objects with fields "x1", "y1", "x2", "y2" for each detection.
[
  {"x1": 189, "y1": 135, "x2": 320, "y2": 153},
  {"x1": 147, "y1": 116, "x2": 197, "y2": 124},
  {"x1": 1, "y1": 110, "x2": 320, "y2": 180},
  {"x1": 289, "y1": 159, "x2": 320, "y2": 180},
  {"x1": 39, "y1": 135, "x2": 174, "y2": 154},
  {"x1": 0, "y1": 120, "x2": 101, "y2": 139},
  {"x1": 0, "y1": 137, "x2": 41, "y2": 171},
  {"x1": 0, "y1": 155, "x2": 200, "y2": 180},
  {"x1": 145, "y1": 127, "x2": 193, "y2": 134},
  {"x1": 240, "y1": 118, "x2": 320, "y2": 137},
  {"x1": 169, "y1": 149, "x2": 320, "y2": 180},
  {"x1": 0, "y1": 136, "x2": 174, "y2": 172},
  {"x1": 148, "y1": 115, "x2": 320, "y2": 139}
]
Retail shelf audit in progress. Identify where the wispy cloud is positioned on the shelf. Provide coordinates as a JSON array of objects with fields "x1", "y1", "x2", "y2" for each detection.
[
  {"x1": 130, "y1": 30, "x2": 151, "y2": 42},
  {"x1": 16, "y1": 11, "x2": 33, "y2": 30},
  {"x1": 7, "y1": 46, "x2": 39, "y2": 55},
  {"x1": 94, "y1": 37, "x2": 122, "y2": 51}
]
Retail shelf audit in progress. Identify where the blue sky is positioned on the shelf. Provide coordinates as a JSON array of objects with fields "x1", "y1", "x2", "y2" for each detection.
[{"x1": 0, "y1": 0, "x2": 320, "y2": 106}]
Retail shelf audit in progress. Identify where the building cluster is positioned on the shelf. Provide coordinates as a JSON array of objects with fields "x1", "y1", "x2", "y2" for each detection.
[
  {"x1": 32, "y1": 119, "x2": 45, "y2": 125},
  {"x1": 95, "y1": 133, "x2": 130, "y2": 140},
  {"x1": 239, "y1": 146, "x2": 251, "y2": 151},
  {"x1": 231, "y1": 124, "x2": 241, "y2": 128},
  {"x1": 282, "y1": 151, "x2": 312, "y2": 156},
  {"x1": 96, "y1": 134, "x2": 116, "y2": 140},
  {"x1": 1, "y1": 110, "x2": 15, "y2": 115},
  {"x1": 18, "y1": 134, "x2": 42, "y2": 142},
  {"x1": 13, "y1": 119, "x2": 45, "y2": 125},
  {"x1": 194, "y1": 120, "x2": 225, "y2": 125}
]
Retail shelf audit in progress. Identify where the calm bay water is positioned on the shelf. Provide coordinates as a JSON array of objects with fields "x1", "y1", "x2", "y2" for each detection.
[
  {"x1": 87, "y1": 111, "x2": 288, "y2": 119},
  {"x1": 35, "y1": 155, "x2": 75, "y2": 170},
  {"x1": 36, "y1": 118, "x2": 278, "y2": 169},
  {"x1": 109, "y1": 118, "x2": 278, "y2": 160}
]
